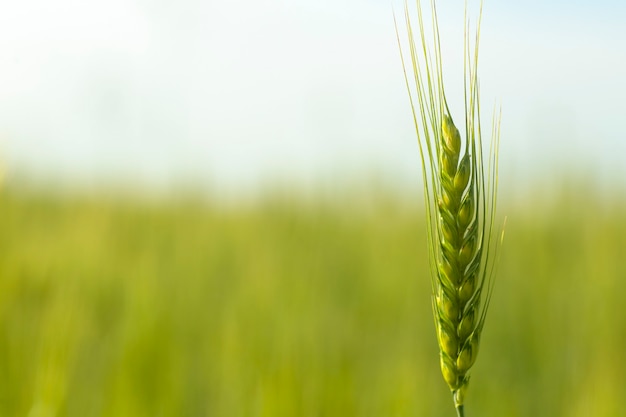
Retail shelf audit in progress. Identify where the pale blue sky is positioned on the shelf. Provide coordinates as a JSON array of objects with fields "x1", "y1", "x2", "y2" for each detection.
[{"x1": 0, "y1": 0, "x2": 624, "y2": 196}]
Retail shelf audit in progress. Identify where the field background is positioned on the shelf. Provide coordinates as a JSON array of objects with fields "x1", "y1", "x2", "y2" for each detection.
[
  {"x1": 0, "y1": 182, "x2": 624, "y2": 417},
  {"x1": 1, "y1": 0, "x2": 625, "y2": 415}
]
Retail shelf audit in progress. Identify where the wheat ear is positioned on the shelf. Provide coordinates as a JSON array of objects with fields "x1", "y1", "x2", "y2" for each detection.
[{"x1": 394, "y1": 1, "x2": 503, "y2": 416}]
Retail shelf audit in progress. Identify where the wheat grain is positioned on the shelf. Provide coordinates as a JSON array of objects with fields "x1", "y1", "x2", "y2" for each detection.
[{"x1": 394, "y1": 1, "x2": 503, "y2": 415}]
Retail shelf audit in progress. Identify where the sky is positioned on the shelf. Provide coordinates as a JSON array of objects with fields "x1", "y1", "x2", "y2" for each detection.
[{"x1": 0, "y1": 0, "x2": 625, "y2": 197}]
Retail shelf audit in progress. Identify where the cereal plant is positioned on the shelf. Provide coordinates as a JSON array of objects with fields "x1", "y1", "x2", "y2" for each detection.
[{"x1": 395, "y1": 1, "x2": 503, "y2": 415}]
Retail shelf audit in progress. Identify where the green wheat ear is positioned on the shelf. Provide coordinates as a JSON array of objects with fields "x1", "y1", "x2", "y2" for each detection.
[{"x1": 394, "y1": 1, "x2": 503, "y2": 416}]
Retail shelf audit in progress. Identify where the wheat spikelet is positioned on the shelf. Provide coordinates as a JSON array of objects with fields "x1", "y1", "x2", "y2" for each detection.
[
  {"x1": 435, "y1": 113, "x2": 486, "y2": 413},
  {"x1": 394, "y1": 1, "x2": 503, "y2": 415}
]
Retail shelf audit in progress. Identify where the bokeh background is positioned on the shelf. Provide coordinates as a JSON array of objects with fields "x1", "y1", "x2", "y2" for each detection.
[{"x1": 0, "y1": 0, "x2": 625, "y2": 416}]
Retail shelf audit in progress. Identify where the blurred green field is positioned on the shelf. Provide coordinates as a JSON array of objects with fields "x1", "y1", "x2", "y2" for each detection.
[{"x1": 0, "y1": 184, "x2": 624, "y2": 417}]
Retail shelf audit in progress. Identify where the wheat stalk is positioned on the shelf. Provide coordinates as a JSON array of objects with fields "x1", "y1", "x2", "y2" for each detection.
[{"x1": 394, "y1": 1, "x2": 503, "y2": 416}]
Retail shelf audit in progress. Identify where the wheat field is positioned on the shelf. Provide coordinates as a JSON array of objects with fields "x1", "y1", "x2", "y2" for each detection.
[{"x1": 0, "y1": 183, "x2": 624, "y2": 417}]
